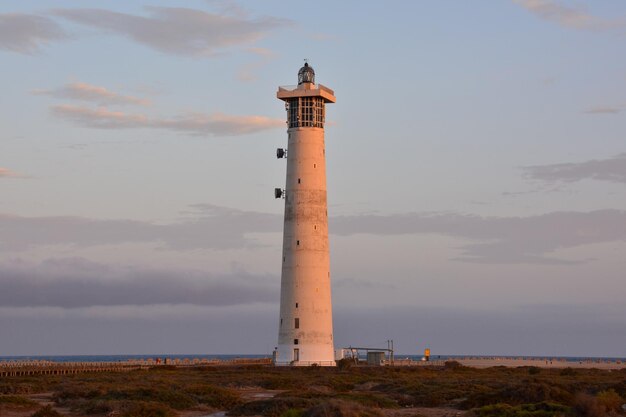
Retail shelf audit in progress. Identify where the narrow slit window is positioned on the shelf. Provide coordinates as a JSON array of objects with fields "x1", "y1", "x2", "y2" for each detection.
[
  {"x1": 314, "y1": 163, "x2": 316, "y2": 168},
  {"x1": 295, "y1": 318, "x2": 300, "y2": 329},
  {"x1": 294, "y1": 339, "x2": 299, "y2": 345},
  {"x1": 297, "y1": 240, "x2": 300, "y2": 246},
  {"x1": 298, "y1": 178, "x2": 301, "y2": 184},
  {"x1": 295, "y1": 302, "x2": 299, "y2": 308}
]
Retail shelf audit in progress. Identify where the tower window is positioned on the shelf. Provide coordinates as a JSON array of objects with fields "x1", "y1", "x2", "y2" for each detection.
[
  {"x1": 298, "y1": 178, "x2": 301, "y2": 184},
  {"x1": 280, "y1": 318, "x2": 283, "y2": 325},
  {"x1": 295, "y1": 318, "x2": 300, "y2": 329},
  {"x1": 294, "y1": 339, "x2": 299, "y2": 345},
  {"x1": 287, "y1": 97, "x2": 325, "y2": 128},
  {"x1": 314, "y1": 164, "x2": 316, "y2": 168},
  {"x1": 295, "y1": 302, "x2": 298, "y2": 308},
  {"x1": 297, "y1": 240, "x2": 300, "y2": 246}
]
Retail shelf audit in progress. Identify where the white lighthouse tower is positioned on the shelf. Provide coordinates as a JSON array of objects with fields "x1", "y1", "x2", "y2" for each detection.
[{"x1": 274, "y1": 63, "x2": 336, "y2": 366}]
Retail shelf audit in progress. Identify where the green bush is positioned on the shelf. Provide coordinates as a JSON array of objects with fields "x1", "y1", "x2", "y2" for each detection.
[{"x1": 281, "y1": 409, "x2": 305, "y2": 417}]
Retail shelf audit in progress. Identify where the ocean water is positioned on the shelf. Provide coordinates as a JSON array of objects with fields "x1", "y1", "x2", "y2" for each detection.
[
  {"x1": 1, "y1": 354, "x2": 624, "y2": 363},
  {"x1": 0, "y1": 354, "x2": 267, "y2": 363}
]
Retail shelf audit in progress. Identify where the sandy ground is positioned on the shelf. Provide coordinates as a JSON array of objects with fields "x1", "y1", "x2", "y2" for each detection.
[
  {"x1": 384, "y1": 407, "x2": 467, "y2": 417},
  {"x1": 457, "y1": 358, "x2": 626, "y2": 369}
]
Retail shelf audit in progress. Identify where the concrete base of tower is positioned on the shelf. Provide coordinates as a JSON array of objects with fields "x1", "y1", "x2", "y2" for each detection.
[{"x1": 274, "y1": 344, "x2": 336, "y2": 367}]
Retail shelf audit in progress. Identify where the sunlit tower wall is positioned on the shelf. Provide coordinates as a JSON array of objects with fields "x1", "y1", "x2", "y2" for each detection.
[{"x1": 274, "y1": 63, "x2": 336, "y2": 366}]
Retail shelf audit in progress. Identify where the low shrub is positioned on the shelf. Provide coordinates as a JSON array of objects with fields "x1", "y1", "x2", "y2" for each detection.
[
  {"x1": 53, "y1": 386, "x2": 102, "y2": 404},
  {"x1": 444, "y1": 360, "x2": 464, "y2": 369},
  {"x1": 229, "y1": 397, "x2": 316, "y2": 417},
  {"x1": 335, "y1": 359, "x2": 354, "y2": 371},
  {"x1": 281, "y1": 409, "x2": 305, "y2": 417},
  {"x1": 120, "y1": 401, "x2": 175, "y2": 417},
  {"x1": 104, "y1": 387, "x2": 195, "y2": 410},
  {"x1": 559, "y1": 367, "x2": 577, "y2": 376},
  {"x1": 0, "y1": 395, "x2": 38, "y2": 407},
  {"x1": 470, "y1": 401, "x2": 571, "y2": 417},
  {"x1": 573, "y1": 393, "x2": 605, "y2": 417},
  {"x1": 335, "y1": 392, "x2": 397, "y2": 408},
  {"x1": 596, "y1": 389, "x2": 623, "y2": 413},
  {"x1": 461, "y1": 381, "x2": 572, "y2": 409},
  {"x1": 187, "y1": 384, "x2": 242, "y2": 408},
  {"x1": 31, "y1": 405, "x2": 65, "y2": 417},
  {"x1": 80, "y1": 399, "x2": 115, "y2": 415},
  {"x1": 303, "y1": 399, "x2": 384, "y2": 417}
]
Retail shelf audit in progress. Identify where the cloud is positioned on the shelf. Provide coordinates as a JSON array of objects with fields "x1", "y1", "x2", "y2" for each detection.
[
  {"x1": 51, "y1": 104, "x2": 284, "y2": 136},
  {"x1": 0, "y1": 167, "x2": 28, "y2": 179},
  {"x1": 0, "y1": 13, "x2": 68, "y2": 53},
  {"x1": 1, "y1": 204, "x2": 625, "y2": 265},
  {"x1": 332, "y1": 210, "x2": 626, "y2": 264},
  {"x1": 523, "y1": 153, "x2": 626, "y2": 184},
  {"x1": 34, "y1": 82, "x2": 151, "y2": 106},
  {"x1": 0, "y1": 168, "x2": 20, "y2": 178},
  {"x1": 0, "y1": 204, "x2": 280, "y2": 252},
  {"x1": 53, "y1": 6, "x2": 290, "y2": 57},
  {"x1": 513, "y1": 0, "x2": 626, "y2": 31},
  {"x1": 584, "y1": 106, "x2": 623, "y2": 115},
  {"x1": 0, "y1": 257, "x2": 277, "y2": 308}
]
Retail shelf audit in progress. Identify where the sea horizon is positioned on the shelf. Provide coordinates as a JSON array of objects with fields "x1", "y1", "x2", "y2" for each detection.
[{"x1": 2, "y1": 354, "x2": 625, "y2": 363}]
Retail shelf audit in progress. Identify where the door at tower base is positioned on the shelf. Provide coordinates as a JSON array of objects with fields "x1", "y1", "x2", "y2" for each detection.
[{"x1": 275, "y1": 63, "x2": 337, "y2": 367}]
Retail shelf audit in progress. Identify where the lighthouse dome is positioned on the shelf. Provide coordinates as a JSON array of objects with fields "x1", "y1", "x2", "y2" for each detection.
[{"x1": 298, "y1": 62, "x2": 315, "y2": 85}]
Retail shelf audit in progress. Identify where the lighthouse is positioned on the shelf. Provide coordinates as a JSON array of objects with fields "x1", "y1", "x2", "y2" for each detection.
[{"x1": 274, "y1": 63, "x2": 336, "y2": 366}]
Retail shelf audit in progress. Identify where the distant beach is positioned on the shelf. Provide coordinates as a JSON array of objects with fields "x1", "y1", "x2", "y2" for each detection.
[{"x1": 2, "y1": 354, "x2": 625, "y2": 369}]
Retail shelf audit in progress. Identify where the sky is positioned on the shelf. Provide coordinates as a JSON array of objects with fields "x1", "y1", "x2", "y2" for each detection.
[{"x1": 1, "y1": 0, "x2": 626, "y2": 357}]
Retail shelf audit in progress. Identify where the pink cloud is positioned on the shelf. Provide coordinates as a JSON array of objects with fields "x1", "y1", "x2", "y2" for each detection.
[
  {"x1": 34, "y1": 82, "x2": 151, "y2": 106},
  {"x1": 0, "y1": 168, "x2": 22, "y2": 178},
  {"x1": 513, "y1": 0, "x2": 626, "y2": 32},
  {"x1": 51, "y1": 104, "x2": 283, "y2": 136},
  {"x1": 53, "y1": 7, "x2": 291, "y2": 57}
]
